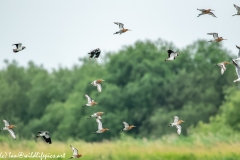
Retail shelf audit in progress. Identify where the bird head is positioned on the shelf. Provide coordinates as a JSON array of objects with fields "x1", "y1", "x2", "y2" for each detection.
[
  {"x1": 131, "y1": 125, "x2": 136, "y2": 128},
  {"x1": 126, "y1": 29, "x2": 131, "y2": 31},
  {"x1": 105, "y1": 128, "x2": 110, "y2": 131},
  {"x1": 22, "y1": 46, "x2": 26, "y2": 50}
]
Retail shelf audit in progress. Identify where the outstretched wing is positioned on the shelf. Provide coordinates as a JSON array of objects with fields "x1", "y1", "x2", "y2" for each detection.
[
  {"x1": 220, "y1": 64, "x2": 226, "y2": 75},
  {"x1": 12, "y1": 43, "x2": 22, "y2": 49},
  {"x1": 176, "y1": 125, "x2": 181, "y2": 135},
  {"x1": 234, "y1": 4, "x2": 240, "y2": 12},
  {"x1": 85, "y1": 94, "x2": 92, "y2": 103},
  {"x1": 96, "y1": 118, "x2": 103, "y2": 130},
  {"x1": 207, "y1": 33, "x2": 218, "y2": 39},
  {"x1": 123, "y1": 122, "x2": 129, "y2": 128},
  {"x1": 236, "y1": 45, "x2": 240, "y2": 58},
  {"x1": 114, "y1": 22, "x2": 124, "y2": 30},
  {"x1": 70, "y1": 145, "x2": 78, "y2": 156},
  {"x1": 197, "y1": 9, "x2": 206, "y2": 12},
  {"x1": 96, "y1": 84, "x2": 102, "y2": 92},
  {"x1": 8, "y1": 129, "x2": 16, "y2": 139},
  {"x1": 3, "y1": 120, "x2": 10, "y2": 127},
  {"x1": 94, "y1": 50, "x2": 101, "y2": 58},
  {"x1": 236, "y1": 67, "x2": 240, "y2": 78},
  {"x1": 174, "y1": 116, "x2": 179, "y2": 123},
  {"x1": 208, "y1": 12, "x2": 217, "y2": 18}
]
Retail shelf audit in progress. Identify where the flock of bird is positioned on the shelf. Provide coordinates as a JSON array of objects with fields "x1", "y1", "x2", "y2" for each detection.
[{"x1": 1, "y1": 4, "x2": 240, "y2": 159}]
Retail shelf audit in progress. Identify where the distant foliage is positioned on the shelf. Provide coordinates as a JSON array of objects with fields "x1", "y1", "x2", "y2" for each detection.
[{"x1": 0, "y1": 39, "x2": 236, "y2": 141}]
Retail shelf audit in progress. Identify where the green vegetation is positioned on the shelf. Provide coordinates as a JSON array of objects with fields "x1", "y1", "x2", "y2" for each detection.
[{"x1": 0, "y1": 38, "x2": 240, "y2": 159}]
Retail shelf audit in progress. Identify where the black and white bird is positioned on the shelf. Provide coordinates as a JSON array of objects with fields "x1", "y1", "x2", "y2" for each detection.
[
  {"x1": 232, "y1": 59, "x2": 240, "y2": 83},
  {"x1": 1, "y1": 120, "x2": 17, "y2": 140},
  {"x1": 165, "y1": 49, "x2": 180, "y2": 61},
  {"x1": 233, "y1": 4, "x2": 240, "y2": 16},
  {"x1": 36, "y1": 131, "x2": 52, "y2": 144},
  {"x1": 12, "y1": 43, "x2": 26, "y2": 53},
  {"x1": 88, "y1": 48, "x2": 101, "y2": 58}
]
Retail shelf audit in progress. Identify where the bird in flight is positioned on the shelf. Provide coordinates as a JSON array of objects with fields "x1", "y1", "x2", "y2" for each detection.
[
  {"x1": 122, "y1": 122, "x2": 136, "y2": 131},
  {"x1": 207, "y1": 33, "x2": 227, "y2": 42},
  {"x1": 36, "y1": 131, "x2": 52, "y2": 144},
  {"x1": 165, "y1": 49, "x2": 180, "y2": 61},
  {"x1": 113, "y1": 22, "x2": 131, "y2": 35},
  {"x1": 88, "y1": 48, "x2": 101, "y2": 58},
  {"x1": 197, "y1": 9, "x2": 217, "y2": 18},
  {"x1": 1, "y1": 120, "x2": 17, "y2": 140},
  {"x1": 168, "y1": 116, "x2": 185, "y2": 135},
  {"x1": 69, "y1": 145, "x2": 83, "y2": 159},
  {"x1": 233, "y1": 4, "x2": 240, "y2": 16},
  {"x1": 12, "y1": 43, "x2": 26, "y2": 53}
]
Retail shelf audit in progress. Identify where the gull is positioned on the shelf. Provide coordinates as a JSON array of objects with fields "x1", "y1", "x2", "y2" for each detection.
[
  {"x1": 122, "y1": 122, "x2": 136, "y2": 131},
  {"x1": 91, "y1": 79, "x2": 104, "y2": 92},
  {"x1": 233, "y1": 4, "x2": 240, "y2": 16},
  {"x1": 197, "y1": 9, "x2": 217, "y2": 18},
  {"x1": 207, "y1": 33, "x2": 227, "y2": 42},
  {"x1": 1, "y1": 120, "x2": 16, "y2": 140},
  {"x1": 12, "y1": 43, "x2": 26, "y2": 53},
  {"x1": 87, "y1": 112, "x2": 104, "y2": 119},
  {"x1": 165, "y1": 49, "x2": 180, "y2": 61},
  {"x1": 88, "y1": 48, "x2": 101, "y2": 58},
  {"x1": 113, "y1": 22, "x2": 131, "y2": 35},
  {"x1": 93, "y1": 118, "x2": 109, "y2": 134},
  {"x1": 168, "y1": 116, "x2": 185, "y2": 135},
  {"x1": 82, "y1": 94, "x2": 98, "y2": 107},
  {"x1": 214, "y1": 62, "x2": 230, "y2": 75},
  {"x1": 69, "y1": 145, "x2": 82, "y2": 159},
  {"x1": 36, "y1": 131, "x2": 52, "y2": 144},
  {"x1": 233, "y1": 45, "x2": 240, "y2": 61},
  {"x1": 232, "y1": 59, "x2": 240, "y2": 83}
]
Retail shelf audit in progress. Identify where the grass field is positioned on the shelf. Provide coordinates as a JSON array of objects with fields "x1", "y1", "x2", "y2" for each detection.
[{"x1": 0, "y1": 133, "x2": 240, "y2": 160}]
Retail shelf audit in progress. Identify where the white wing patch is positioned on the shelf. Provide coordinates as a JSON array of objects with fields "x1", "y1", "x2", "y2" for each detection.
[
  {"x1": 174, "y1": 116, "x2": 179, "y2": 123},
  {"x1": 96, "y1": 118, "x2": 103, "y2": 130},
  {"x1": 123, "y1": 122, "x2": 129, "y2": 128},
  {"x1": 176, "y1": 125, "x2": 181, "y2": 135},
  {"x1": 3, "y1": 120, "x2": 10, "y2": 127},
  {"x1": 96, "y1": 84, "x2": 102, "y2": 92},
  {"x1": 85, "y1": 94, "x2": 92, "y2": 103},
  {"x1": 8, "y1": 129, "x2": 16, "y2": 139},
  {"x1": 70, "y1": 145, "x2": 78, "y2": 156}
]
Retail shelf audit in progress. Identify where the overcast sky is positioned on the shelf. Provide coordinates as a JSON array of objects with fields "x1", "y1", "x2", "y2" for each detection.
[{"x1": 0, "y1": 0, "x2": 239, "y2": 70}]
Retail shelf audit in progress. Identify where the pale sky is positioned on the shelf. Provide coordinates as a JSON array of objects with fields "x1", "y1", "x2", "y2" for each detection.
[{"x1": 0, "y1": 0, "x2": 239, "y2": 70}]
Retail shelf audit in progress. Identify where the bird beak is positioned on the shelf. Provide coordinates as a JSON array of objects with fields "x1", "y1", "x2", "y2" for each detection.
[{"x1": 128, "y1": 29, "x2": 132, "y2": 31}]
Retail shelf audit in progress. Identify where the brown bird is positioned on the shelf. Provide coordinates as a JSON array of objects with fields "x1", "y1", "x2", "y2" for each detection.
[
  {"x1": 93, "y1": 118, "x2": 109, "y2": 134},
  {"x1": 207, "y1": 33, "x2": 227, "y2": 42},
  {"x1": 82, "y1": 94, "x2": 98, "y2": 107},
  {"x1": 122, "y1": 122, "x2": 136, "y2": 131},
  {"x1": 1, "y1": 120, "x2": 17, "y2": 140},
  {"x1": 168, "y1": 116, "x2": 185, "y2": 135},
  {"x1": 214, "y1": 61, "x2": 231, "y2": 75},
  {"x1": 87, "y1": 112, "x2": 105, "y2": 119},
  {"x1": 69, "y1": 145, "x2": 82, "y2": 159},
  {"x1": 233, "y1": 4, "x2": 240, "y2": 16},
  {"x1": 91, "y1": 79, "x2": 105, "y2": 92},
  {"x1": 197, "y1": 9, "x2": 217, "y2": 18},
  {"x1": 113, "y1": 22, "x2": 131, "y2": 35}
]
